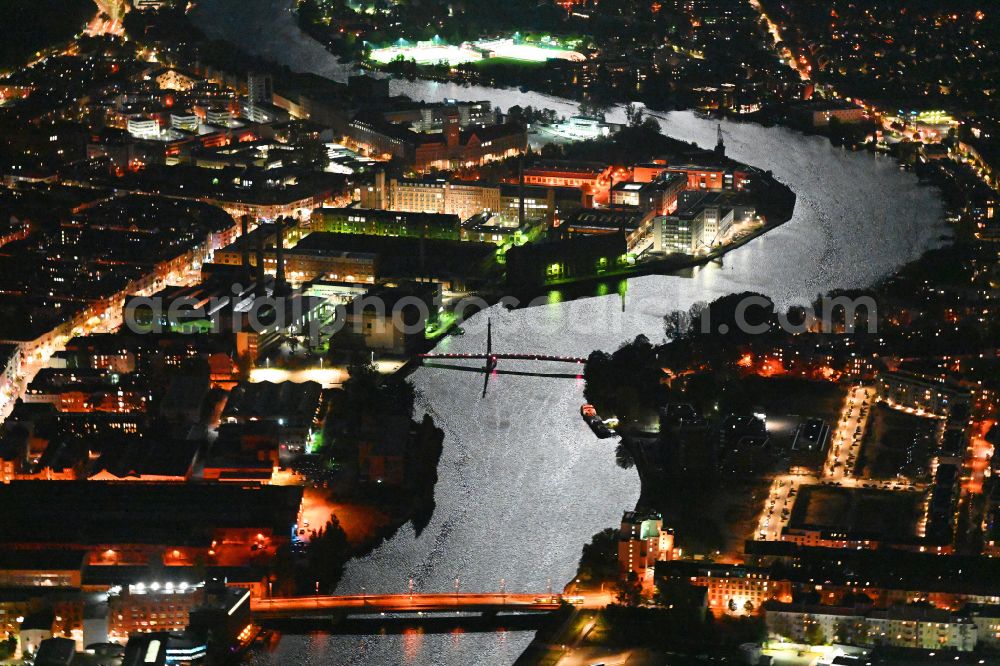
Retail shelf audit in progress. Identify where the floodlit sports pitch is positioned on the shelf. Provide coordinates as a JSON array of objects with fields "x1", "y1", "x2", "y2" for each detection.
[{"x1": 369, "y1": 38, "x2": 585, "y2": 66}]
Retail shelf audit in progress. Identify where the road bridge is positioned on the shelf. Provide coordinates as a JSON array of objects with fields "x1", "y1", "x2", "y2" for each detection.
[{"x1": 251, "y1": 593, "x2": 564, "y2": 620}]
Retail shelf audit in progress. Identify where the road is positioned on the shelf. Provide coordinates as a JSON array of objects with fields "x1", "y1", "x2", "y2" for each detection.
[
  {"x1": 531, "y1": 609, "x2": 658, "y2": 666},
  {"x1": 824, "y1": 385, "x2": 873, "y2": 480},
  {"x1": 966, "y1": 419, "x2": 995, "y2": 495},
  {"x1": 748, "y1": 0, "x2": 811, "y2": 81},
  {"x1": 756, "y1": 473, "x2": 813, "y2": 541},
  {"x1": 555, "y1": 648, "x2": 650, "y2": 666},
  {"x1": 86, "y1": 0, "x2": 128, "y2": 37}
]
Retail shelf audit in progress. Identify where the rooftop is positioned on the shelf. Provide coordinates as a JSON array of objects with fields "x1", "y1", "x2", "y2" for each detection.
[
  {"x1": 222, "y1": 380, "x2": 322, "y2": 425},
  {"x1": 0, "y1": 482, "x2": 303, "y2": 546},
  {"x1": 524, "y1": 160, "x2": 609, "y2": 175},
  {"x1": 563, "y1": 209, "x2": 646, "y2": 231},
  {"x1": 293, "y1": 231, "x2": 497, "y2": 280}
]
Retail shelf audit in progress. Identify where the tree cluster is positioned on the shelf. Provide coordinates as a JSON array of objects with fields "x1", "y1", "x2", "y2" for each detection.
[{"x1": 583, "y1": 334, "x2": 664, "y2": 422}]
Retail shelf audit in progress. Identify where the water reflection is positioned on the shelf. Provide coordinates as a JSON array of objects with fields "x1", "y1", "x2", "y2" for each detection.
[{"x1": 402, "y1": 627, "x2": 422, "y2": 663}]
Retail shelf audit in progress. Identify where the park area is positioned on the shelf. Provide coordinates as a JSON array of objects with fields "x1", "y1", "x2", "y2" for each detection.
[
  {"x1": 788, "y1": 484, "x2": 923, "y2": 542},
  {"x1": 856, "y1": 403, "x2": 936, "y2": 480}
]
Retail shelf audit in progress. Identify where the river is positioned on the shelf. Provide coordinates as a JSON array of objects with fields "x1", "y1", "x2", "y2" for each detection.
[{"x1": 192, "y1": 1, "x2": 948, "y2": 663}]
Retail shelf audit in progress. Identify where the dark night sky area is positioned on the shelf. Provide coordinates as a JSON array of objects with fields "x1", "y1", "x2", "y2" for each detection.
[{"x1": 0, "y1": 0, "x2": 95, "y2": 68}]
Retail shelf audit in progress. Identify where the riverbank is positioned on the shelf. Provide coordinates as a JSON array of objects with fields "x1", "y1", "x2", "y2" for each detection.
[
  {"x1": 284, "y1": 419, "x2": 443, "y2": 593},
  {"x1": 507, "y1": 171, "x2": 796, "y2": 295},
  {"x1": 627, "y1": 209, "x2": 796, "y2": 281},
  {"x1": 286, "y1": 364, "x2": 446, "y2": 595}
]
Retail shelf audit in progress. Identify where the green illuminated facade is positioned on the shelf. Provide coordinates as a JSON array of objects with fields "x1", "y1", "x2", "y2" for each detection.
[
  {"x1": 506, "y1": 231, "x2": 630, "y2": 289},
  {"x1": 313, "y1": 207, "x2": 462, "y2": 241}
]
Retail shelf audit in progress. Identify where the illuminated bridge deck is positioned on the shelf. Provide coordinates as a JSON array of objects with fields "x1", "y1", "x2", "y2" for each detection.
[{"x1": 251, "y1": 593, "x2": 564, "y2": 619}]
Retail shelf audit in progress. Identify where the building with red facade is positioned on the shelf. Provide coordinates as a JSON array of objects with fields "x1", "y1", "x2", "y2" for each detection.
[
  {"x1": 521, "y1": 160, "x2": 615, "y2": 205},
  {"x1": 633, "y1": 159, "x2": 749, "y2": 191}
]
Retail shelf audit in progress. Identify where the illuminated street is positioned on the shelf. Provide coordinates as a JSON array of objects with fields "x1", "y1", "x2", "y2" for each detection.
[
  {"x1": 85, "y1": 0, "x2": 128, "y2": 36},
  {"x1": 748, "y1": 0, "x2": 811, "y2": 81},
  {"x1": 966, "y1": 419, "x2": 995, "y2": 495},
  {"x1": 756, "y1": 474, "x2": 812, "y2": 542},
  {"x1": 554, "y1": 648, "x2": 650, "y2": 666},
  {"x1": 824, "y1": 384, "x2": 873, "y2": 480}
]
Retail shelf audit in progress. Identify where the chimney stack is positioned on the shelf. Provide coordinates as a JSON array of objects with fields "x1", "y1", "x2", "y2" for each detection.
[
  {"x1": 375, "y1": 170, "x2": 386, "y2": 209},
  {"x1": 255, "y1": 229, "x2": 266, "y2": 298},
  {"x1": 275, "y1": 218, "x2": 287, "y2": 295}
]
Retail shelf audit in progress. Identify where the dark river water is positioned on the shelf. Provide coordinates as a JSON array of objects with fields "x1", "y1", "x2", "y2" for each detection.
[{"x1": 192, "y1": 2, "x2": 948, "y2": 662}]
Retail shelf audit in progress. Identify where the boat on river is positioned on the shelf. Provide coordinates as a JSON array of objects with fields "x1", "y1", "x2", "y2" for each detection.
[{"x1": 581, "y1": 404, "x2": 616, "y2": 439}]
